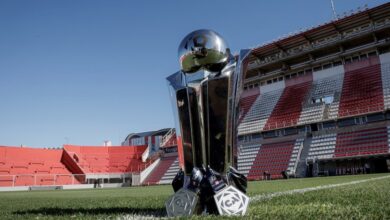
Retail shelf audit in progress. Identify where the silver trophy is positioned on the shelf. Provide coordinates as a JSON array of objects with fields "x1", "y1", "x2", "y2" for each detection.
[{"x1": 165, "y1": 29, "x2": 250, "y2": 216}]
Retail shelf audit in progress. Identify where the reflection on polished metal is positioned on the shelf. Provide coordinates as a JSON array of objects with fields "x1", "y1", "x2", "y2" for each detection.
[
  {"x1": 178, "y1": 29, "x2": 230, "y2": 74},
  {"x1": 214, "y1": 185, "x2": 249, "y2": 216},
  {"x1": 166, "y1": 29, "x2": 251, "y2": 216},
  {"x1": 165, "y1": 188, "x2": 198, "y2": 217}
]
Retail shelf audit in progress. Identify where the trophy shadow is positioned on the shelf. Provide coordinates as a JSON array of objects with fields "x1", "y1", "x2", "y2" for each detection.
[{"x1": 13, "y1": 207, "x2": 167, "y2": 217}]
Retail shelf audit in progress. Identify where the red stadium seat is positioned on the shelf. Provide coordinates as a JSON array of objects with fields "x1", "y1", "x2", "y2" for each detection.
[
  {"x1": 334, "y1": 127, "x2": 389, "y2": 158},
  {"x1": 63, "y1": 145, "x2": 148, "y2": 174},
  {"x1": 247, "y1": 141, "x2": 295, "y2": 180},
  {"x1": 264, "y1": 79, "x2": 312, "y2": 131},
  {"x1": 339, "y1": 56, "x2": 384, "y2": 118},
  {"x1": 238, "y1": 88, "x2": 260, "y2": 124}
]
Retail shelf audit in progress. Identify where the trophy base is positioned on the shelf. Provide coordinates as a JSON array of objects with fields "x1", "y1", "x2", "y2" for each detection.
[{"x1": 165, "y1": 166, "x2": 249, "y2": 217}]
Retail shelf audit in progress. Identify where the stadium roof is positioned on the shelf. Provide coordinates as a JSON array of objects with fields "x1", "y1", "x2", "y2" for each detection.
[
  {"x1": 250, "y1": 2, "x2": 390, "y2": 58},
  {"x1": 124, "y1": 128, "x2": 171, "y2": 141}
]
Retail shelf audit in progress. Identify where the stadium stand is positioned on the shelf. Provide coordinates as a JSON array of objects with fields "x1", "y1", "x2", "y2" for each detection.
[
  {"x1": 235, "y1": 2, "x2": 390, "y2": 180},
  {"x1": 0, "y1": 144, "x2": 151, "y2": 188},
  {"x1": 0, "y1": 147, "x2": 78, "y2": 187},
  {"x1": 142, "y1": 155, "x2": 177, "y2": 185}
]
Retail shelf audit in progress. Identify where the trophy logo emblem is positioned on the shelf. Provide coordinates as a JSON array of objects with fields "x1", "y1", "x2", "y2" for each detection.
[
  {"x1": 214, "y1": 186, "x2": 249, "y2": 215},
  {"x1": 165, "y1": 188, "x2": 198, "y2": 217}
]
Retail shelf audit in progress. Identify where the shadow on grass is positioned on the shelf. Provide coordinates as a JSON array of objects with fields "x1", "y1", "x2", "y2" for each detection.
[{"x1": 14, "y1": 207, "x2": 166, "y2": 217}]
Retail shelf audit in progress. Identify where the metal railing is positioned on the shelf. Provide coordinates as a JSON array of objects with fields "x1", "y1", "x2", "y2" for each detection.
[
  {"x1": 0, "y1": 172, "x2": 144, "y2": 188},
  {"x1": 260, "y1": 104, "x2": 385, "y2": 132},
  {"x1": 263, "y1": 119, "x2": 298, "y2": 131},
  {"x1": 160, "y1": 128, "x2": 176, "y2": 147},
  {"x1": 337, "y1": 104, "x2": 384, "y2": 118}
]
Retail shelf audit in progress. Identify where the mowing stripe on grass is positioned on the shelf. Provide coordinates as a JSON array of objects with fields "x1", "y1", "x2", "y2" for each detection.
[{"x1": 250, "y1": 174, "x2": 390, "y2": 203}]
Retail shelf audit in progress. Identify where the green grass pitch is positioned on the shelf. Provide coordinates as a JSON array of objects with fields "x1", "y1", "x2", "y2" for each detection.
[{"x1": 1, "y1": 173, "x2": 390, "y2": 219}]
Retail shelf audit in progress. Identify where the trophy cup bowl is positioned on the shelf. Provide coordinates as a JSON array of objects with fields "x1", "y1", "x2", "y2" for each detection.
[{"x1": 178, "y1": 29, "x2": 230, "y2": 74}]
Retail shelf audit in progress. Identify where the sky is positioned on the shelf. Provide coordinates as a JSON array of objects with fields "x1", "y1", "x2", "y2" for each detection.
[{"x1": 0, "y1": 0, "x2": 388, "y2": 147}]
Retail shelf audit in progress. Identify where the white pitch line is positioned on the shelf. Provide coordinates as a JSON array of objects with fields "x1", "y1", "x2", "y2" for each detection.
[
  {"x1": 117, "y1": 214, "x2": 162, "y2": 220},
  {"x1": 250, "y1": 174, "x2": 390, "y2": 203}
]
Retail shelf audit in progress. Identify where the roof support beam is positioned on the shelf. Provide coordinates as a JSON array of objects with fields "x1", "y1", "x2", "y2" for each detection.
[{"x1": 332, "y1": 23, "x2": 341, "y2": 35}]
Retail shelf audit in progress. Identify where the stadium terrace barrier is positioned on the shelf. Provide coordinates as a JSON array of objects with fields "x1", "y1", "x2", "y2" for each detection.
[
  {"x1": 0, "y1": 172, "x2": 137, "y2": 190},
  {"x1": 29, "y1": 186, "x2": 63, "y2": 191},
  {"x1": 0, "y1": 184, "x2": 96, "y2": 192},
  {"x1": 263, "y1": 119, "x2": 298, "y2": 131},
  {"x1": 84, "y1": 173, "x2": 131, "y2": 179},
  {"x1": 337, "y1": 104, "x2": 384, "y2": 119},
  {"x1": 0, "y1": 186, "x2": 30, "y2": 192},
  {"x1": 62, "y1": 184, "x2": 94, "y2": 190},
  {"x1": 255, "y1": 103, "x2": 385, "y2": 131},
  {"x1": 99, "y1": 183, "x2": 126, "y2": 188},
  {"x1": 0, "y1": 174, "x2": 86, "y2": 187}
]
